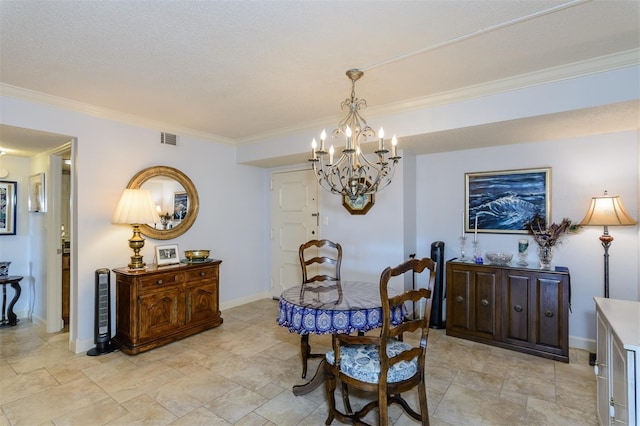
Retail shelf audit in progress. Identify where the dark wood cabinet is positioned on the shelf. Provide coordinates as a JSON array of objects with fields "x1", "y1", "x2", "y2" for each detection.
[
  {"x1": 113, "y1": 260, "x2": 222, "y2": 355},
  {"x1": 62, "y1": 253, "x2": 70, "y2": 326},
  {"x1": 446, "y1": 261, "x2": 569, "y2": 362}
]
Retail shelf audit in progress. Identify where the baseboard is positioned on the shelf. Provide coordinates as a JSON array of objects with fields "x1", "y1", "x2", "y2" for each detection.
[
  {"x1": 569, "y1": 335, "x2": 596, "y2": 353},
  {"x1": 220, "y1": 291, "x2": 271, "y2": 311}
]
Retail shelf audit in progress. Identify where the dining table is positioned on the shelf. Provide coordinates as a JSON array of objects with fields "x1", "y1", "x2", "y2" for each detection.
[{"x1": 277, "y1": 280, "x2": 407, "y2": 395}]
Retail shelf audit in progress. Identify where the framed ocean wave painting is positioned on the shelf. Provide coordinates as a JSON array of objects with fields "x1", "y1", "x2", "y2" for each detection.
[{"x1": 465, "y1": 167, "x2": 551, "y2": 234}]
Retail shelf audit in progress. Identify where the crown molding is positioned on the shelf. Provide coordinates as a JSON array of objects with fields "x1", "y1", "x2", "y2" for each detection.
[
  {"x1": 237, "y1": 49, "x2": 640, "y2": 144},
  {"x1": 2, "y1": 49, "x2": 637, "y2": 147},
  {"x1": 0, "y1": 84, "x2": 235, "y2": 145}
]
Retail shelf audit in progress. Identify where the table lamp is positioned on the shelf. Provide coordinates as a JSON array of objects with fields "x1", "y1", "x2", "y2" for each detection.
[
  {"x1": 112, "y1": 188, "x2": 159, "y2": 269},
  {"x1": 579, "y1": 190, "x2": 637, "y2": 298}
]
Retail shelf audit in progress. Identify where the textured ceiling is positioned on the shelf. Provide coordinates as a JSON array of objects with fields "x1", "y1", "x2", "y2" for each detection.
[{"x1": 0, "y1": 0, "x2": 639, "y2": 158}]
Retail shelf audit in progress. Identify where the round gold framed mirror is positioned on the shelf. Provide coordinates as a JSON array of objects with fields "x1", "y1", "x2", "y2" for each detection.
[{"x1": 127, "y1": 165, "x2": 199, "y2": 240}]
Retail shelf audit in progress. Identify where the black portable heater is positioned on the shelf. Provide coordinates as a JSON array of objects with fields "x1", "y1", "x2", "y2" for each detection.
[
  {"x1": 429, "y1": 241, "x2": 446, "y2": 329},
  {"x1": 87, "y1": 268, "x2": 115, "y2": 356}
]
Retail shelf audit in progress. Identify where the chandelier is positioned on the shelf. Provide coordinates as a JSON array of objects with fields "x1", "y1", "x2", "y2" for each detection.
[{"x1": 309, "y1": 69, "x2": 400, "y2": 200}]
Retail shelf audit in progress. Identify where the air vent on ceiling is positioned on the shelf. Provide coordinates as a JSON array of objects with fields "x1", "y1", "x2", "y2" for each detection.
[{"x1": 160, "y1": 132, "x2": 179, "y2": 146}]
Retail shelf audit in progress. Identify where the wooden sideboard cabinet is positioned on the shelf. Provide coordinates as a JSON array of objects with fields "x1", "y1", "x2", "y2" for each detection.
[
  {"x1": 594, "y1": 297, "x2": 639, "y2": 425},
  {"x1": 446, "y1": 260, "x2": 569, "y2": 362},
  {"x1": 112, "y1": 260, "x2": 223, "y2": 355}
]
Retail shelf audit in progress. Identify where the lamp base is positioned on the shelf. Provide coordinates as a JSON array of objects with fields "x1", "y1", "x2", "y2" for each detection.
[
  {"x1": 128, "y1": 256, "x2": 146, "y2": 270},
  {"x1": 127, "y1": 225, "x2": 147, "y2": 270}
]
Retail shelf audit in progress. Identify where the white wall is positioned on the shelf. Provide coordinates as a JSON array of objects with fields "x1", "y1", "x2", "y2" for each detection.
[
  {"x1": 1, "y1": 95, "x2": 269, "y2": 352},
  {"x1": 417, "y1": 131, "x2": 639, "y2": 350}
]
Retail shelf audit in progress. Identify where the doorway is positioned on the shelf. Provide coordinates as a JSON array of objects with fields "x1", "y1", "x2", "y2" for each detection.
[
  {"x1": 0, "y1": 125, "x2": 75, "y2": 336},
  {"x1": 270, "y1": 169, "x2": 318, "y2": 298}
]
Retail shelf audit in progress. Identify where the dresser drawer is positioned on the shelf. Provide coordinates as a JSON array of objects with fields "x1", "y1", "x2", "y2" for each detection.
[
  {"x1": 185, "y1": 266, "x2": 218, "y2": 282},
  {"x1": 139, "y1": 272, "x2": 185, "y2": 291}
]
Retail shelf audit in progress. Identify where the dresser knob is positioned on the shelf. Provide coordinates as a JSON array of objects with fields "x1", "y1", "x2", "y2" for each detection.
[
  {"x1": 545, "y1": 310, "x2": 554, "y2": 317},
  {"x1": 514, "y1": 304, "x2": 523, "y2": 312},
  {"x1": 200, "y1": 271, "x2": 206, "y2": 277},
  {"x1": 456, "y1": 296, "x2": 464, "y2": 303},
  {"x1": 156, "y1": 279, "x2": 163, "y2": 285},
  {"x1": 480, "y1": 299, "x2": 489, "y2": 307}
]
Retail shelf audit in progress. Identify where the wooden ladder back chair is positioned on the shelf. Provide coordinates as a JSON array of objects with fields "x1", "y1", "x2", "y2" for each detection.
[
  {"x1": 300, "y1": 239, "x2": 342, "y2": 283},
  {"x1": 325, "y1": 257, "x2": 436, "y2": 426},
  {"x1": 298, "y1": 239, "x2": 343, "y2": 378}
]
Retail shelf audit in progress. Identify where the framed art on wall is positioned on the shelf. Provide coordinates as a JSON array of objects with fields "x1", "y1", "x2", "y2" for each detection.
[
  {"x1": 0, "y1": 181, "x2": 17, "y2": 235},
  {"x1": 173, "y1": 191, "x2": 188, "y2": 221},
  {"x1": 28, "y1": 172, "x2": 46, "y2": 213},
  {"x1": 465, "y1": 167, "x2": 550, "y2": 234},
  {"x1": 343, "y1": 192, "x2": 375, "y2": 215},
  {"x1": 155, "y1": 244, "x2": 180, "y2": 266}
]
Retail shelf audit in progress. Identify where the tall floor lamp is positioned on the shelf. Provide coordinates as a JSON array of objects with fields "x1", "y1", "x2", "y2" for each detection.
[{"x1": 579, "y1": 190, "x2": 637, "y2": 298}]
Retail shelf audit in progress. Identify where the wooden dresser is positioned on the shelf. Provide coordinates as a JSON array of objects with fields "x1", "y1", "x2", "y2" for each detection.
[
  {"x1": 446, "y1": 260, "x2": 570, "y2": 362},
  {"x1": 112, "y1": 260, "x2": 223, "y2": 355}
]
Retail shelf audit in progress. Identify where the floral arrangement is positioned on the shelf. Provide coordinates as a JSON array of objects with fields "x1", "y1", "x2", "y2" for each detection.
[
  {"x1": 527, "y1": 215, "x2": 580, "y2": 247},
  {"x1": 159, "y1": 212, "x2": 172, "y2": 225}
]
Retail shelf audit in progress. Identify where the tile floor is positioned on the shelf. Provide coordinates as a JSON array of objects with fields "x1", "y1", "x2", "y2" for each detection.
[{"x1": 0, "y1": 299, "x2": 597, "y2": 425}]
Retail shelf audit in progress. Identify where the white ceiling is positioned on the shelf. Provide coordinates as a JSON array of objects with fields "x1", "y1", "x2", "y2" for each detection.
[{"x1": 0, "y1": 0, "x2": 638, "y2": 159}]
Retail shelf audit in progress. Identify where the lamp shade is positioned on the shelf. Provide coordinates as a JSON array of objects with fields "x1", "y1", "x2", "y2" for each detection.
[
  {"x1": 579, "y1": 193, "x2": 637, "y2": 226},
  {"x1": 112, "y1": 189, "x2": 159, "y2": 225}
]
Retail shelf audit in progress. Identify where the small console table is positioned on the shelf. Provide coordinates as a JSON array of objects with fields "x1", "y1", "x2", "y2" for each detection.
[
  {"x1": 0, "y1": 275, "x2": 22, "y2": 327},
  {"x1": 446, "y1": 261, "x2": 570, "y2": 362}
]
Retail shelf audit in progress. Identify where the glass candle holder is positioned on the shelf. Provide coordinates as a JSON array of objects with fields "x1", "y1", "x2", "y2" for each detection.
[
  {"x1": 459, "y1": 236, "x2": 468, "y2": 261},
  {"x1": 472, "y1": 240, "x2": 482, "y2": 264},
  {"x1": 517, "y1": 238, "x2": 529, "y2": 266}
]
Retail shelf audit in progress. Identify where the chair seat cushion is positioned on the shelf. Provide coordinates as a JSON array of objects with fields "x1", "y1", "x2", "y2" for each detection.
[{"x1": 326, "y1": 339, "x2": 418, "y2": 384}]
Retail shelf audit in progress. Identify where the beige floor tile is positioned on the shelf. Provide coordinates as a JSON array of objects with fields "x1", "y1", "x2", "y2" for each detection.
[
  {"x1": 206, "y1": 386, "x2": 268, "y2": 423},
  {"x1": 233, "y1": 411, "x2": 271, "y2": 426},
  {"x1": 151, "y1": 369, "x2": 238, "y2": 417},
  {"x1": 526, "y1": 395, "x2": 599, "y2": 425},
  {"x1": 51, "y1": 396, "x2": 129, "y2": 426},
  {"x1": 169, "y1": 407, "x2": 231, "y2": 425},
  {"x1": 254, "y1": 390, "x2": 320, "y2": 426},
  {"x1": 2, "y1": 376, "x2": 110, "y2": 425},
  {"x1": 0, "y1": 299, "x2": 598, "y2": 425},
  {"x1": 0, "y1": 366, "x2": 59, "y2": 405}
]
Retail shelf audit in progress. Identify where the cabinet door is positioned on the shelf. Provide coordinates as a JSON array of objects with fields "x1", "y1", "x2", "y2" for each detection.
[
  {"x1": 610, "y1": 336, "x2": 629, "y2": 424},
  {"x1": 138, "y1": 287, "x2": 185, "y2": 341},
  {"x1": 186, "y1": 282, "x2": 219, "y2": 325},
  {"x1": 535, "y1": 274, "x2": 566, "y2": 350},
  {"x1": 503, "y1": 272, "x2": 530, "y2": 343},
  {"x1": 595, "y1": 311, "x2": 611, "y2": 425},
  {"x1": 447, "y1": 268, "x2": 472, "y2": 332},
  {"x1": 446, "y1": 265, "x2": 498, "y2": 339},
  {"x1": 474, "y1": 270, "x2": 498, "y2": 338}
]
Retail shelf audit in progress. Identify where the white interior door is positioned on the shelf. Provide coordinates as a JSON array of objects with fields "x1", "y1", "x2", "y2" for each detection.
[{"x1": 270, "y1": 169, "x2": 318, "y2": 298}]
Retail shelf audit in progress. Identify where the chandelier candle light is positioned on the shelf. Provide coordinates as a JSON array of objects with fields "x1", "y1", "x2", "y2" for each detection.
[{"x1": 309, "y1": 69, "x2": 400, "y2": 200}]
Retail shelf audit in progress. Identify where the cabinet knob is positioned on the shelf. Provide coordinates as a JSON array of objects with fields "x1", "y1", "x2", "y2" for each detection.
[
  {"x1": 480, "y1": 299, "x2": 489, "y2": 307},
  {"x1": 200, "y1": 271, "x2": 206, "y2": 277},
  {"x1": 513, "y1": 304, "x2": 523, "y2": 312},
  {"x1": 544, "y1": 310, "x2": 554, "y2": 318},
  {"x1": 156, "y1": 279, "x2": 163, "y2": 285},
  {"x1": 456, "y1": 296, "x2": 464, "y2": 303}
]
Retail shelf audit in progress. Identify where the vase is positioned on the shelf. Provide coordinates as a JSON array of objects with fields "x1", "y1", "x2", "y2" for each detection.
[{"x1": 537, "y1": 246, "x2": 553, "y2": 269}]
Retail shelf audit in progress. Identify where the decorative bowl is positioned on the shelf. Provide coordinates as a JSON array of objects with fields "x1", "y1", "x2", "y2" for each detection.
[
  {"x1": 485, "y1": 252, "x2": 513, "y2": 265},
  {"x1": 184, "y1": 250, "x2": 210, "y2": 261}
]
